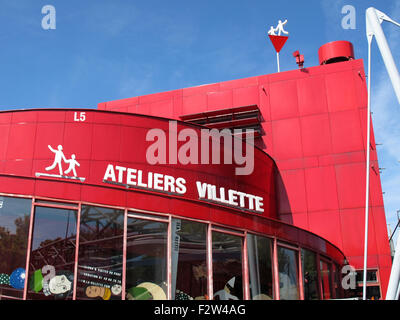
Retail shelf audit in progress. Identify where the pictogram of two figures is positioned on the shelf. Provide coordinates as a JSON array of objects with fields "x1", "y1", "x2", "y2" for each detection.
[
  {"x1": 45, "y1": 145, "x2": 80, "y2": 177},
  {"x1": 268, "y1": 19, "x2": 289, "y2": 36}
]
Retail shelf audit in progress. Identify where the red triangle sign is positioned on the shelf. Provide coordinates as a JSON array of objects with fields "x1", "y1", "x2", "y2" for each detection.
[{"x1": 268, "y1": 35, "x2": 288, "y2": 53}]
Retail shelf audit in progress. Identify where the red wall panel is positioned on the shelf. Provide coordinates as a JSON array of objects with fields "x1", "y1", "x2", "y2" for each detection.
[
  {"x1": 269, "y1": 80, "x2": 299, "y2": 121},
  {"x1": 207, "y1": 90, "x2": 233, "y2": 110},
  {"x1": 0, "y1": 124, "x2": 10, "y2": 161},
  {"x1": 272, "y1": 118, "x2": 303, "y2": 160},
  {"x1": 297, "y1": 76, "x2": 329, "y2": 116},
  {"x1": 335, "y1": 162, "x2": 366, "y2": 209},
  {"x1": 6, "y1": 123, "x2": 37, "y2": 160},
  {"x1": 300, "y1": 114, "x2": 333, "y2": 157},
  {"x1": 308, "y1": 211, "x2": 343, "y2": 249},
  {"x1": 182, "y1": 94, "x2": 207, "y2": 114},
  {"x1": 233, "y1": 86, "x2": 259, "y2": 108},
  {"x1": 330, "y1": 109, "x2": 364, "y2": 154},
  {"x1": 278, "y1": 169, "x2": 307, "y2": 214},
  {"x1": 304, "y1": 166, "x2": 339, "y2": 212}
]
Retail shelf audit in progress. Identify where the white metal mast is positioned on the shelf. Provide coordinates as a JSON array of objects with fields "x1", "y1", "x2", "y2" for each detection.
[{"x1": 365, "y1": 7, "x2": 400, "y2": 301}]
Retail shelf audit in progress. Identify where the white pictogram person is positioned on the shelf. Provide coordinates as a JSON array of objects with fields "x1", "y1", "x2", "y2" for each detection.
[
  {"x1": 268, "y1": 25, "x2": 277, "y2": 36},
  {"x1": 46, "y1": 145, "x2": 67, "y2": 176},
  {"x1": 268, "y1": 19, "x2": 289, "y2": 36},
  {"x1": 64, "y1": 154, "x2": 80, "y2": 177},
  {"x1": 276, "y1": 19, "x2": 289, "y2": 35}
]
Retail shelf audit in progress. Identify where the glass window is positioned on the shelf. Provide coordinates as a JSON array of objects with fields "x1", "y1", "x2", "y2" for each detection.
[
  {"x1": 332, "y1": 264, "x2": 342, "y2": 299},
  {"x1": 76, "y1": 205, "x2": 124, "y2": 300},
  {"x1": 0, "y1": 196, "x2": 31, "y2": 299},
  {"x1": 356, "y1": 270, "x2": 378, "y2": 283},
  {"x1": 27, "y1": 206, "x2": 77, "y2": 300},
  {"x1": 171, "y1": 219, "x2": 207, "y2": 300},
  {"x1": 301, "y1": 249, "x2": 319, "y2": 300},
  {"x1": 345, "y1": 269, "x2": 381, "y2": 300},
  {"x1": 125, "y1": 217, "x2": 168, "y2": 300},
  {"x1": 277, "y1": 246, "x2": 299, "y2": 300},
  {"x1": 355, "y1": 285, "x2": 381, "y2": 300},
  {"x1": 320, "y1": 260, "x2": 333, "y2": 299},
  {"x1": 212, "y1": 231, "x2": 243, "y2": 300},
  {"x1": 247, "y1": 234, "x2": 273, "y2": 300}
]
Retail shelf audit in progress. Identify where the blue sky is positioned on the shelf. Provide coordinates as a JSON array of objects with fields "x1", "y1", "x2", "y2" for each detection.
[{"x1": 0, "y1": 0, "x2": 400, "y2": 244}]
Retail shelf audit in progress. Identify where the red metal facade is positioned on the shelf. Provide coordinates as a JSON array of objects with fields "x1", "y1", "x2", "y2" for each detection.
[
  {"x1": 0, "y1": 109, "x2": 346, "y2": 300},
  {"x1": 99, "y1": 55, "x2": 391, "y2": 295},
  {"x1": 0, "y1": 110, "x2": 277, "y2": 223}
]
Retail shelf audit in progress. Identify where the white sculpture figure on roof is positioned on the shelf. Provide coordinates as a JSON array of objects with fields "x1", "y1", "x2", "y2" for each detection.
[
  {"x1": 46, "y1": 145, "x2": 67, "y2": 176},
  {"x1": 268, "y1": 25, "x2": 277, "y2": 35},
  {"x1": 276, "y1": 19, "x2": 289, "y2": 35},
  {"x1": 268, "y1": 19, "x2": 289, "y2": 36},
  {"x1": 64, "y1": 154, "x2": 80, "y2": 177}
]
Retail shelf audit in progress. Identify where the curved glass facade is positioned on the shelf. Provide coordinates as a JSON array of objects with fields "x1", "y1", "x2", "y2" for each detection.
[{"x1": 0, "y1": 194, "x2": 344, "y2": 300}]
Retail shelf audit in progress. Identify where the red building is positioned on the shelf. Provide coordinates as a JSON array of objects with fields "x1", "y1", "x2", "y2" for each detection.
[{"x1": 0, "y1": 40, "x2": 390, "y2": 300}]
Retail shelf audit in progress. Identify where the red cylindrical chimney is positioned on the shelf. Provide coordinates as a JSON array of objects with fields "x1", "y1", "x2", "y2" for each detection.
[{"x1": 318, "y1": 41, "x2": 355, "y2": 65}]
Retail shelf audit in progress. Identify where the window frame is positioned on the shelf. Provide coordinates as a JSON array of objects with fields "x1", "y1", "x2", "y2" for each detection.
[
  {"x1": 276, "y1": 241, "x2": 302, "y2": 300},
  {"x1": 25, "y1": 201, "x2": 80, "y2": 300},
  {"x1": 246, "y1": 232, "x2": 275, "y2": 300},
  {"x1": 210, "y1": 226, "x2": 246, "y2": 301}
]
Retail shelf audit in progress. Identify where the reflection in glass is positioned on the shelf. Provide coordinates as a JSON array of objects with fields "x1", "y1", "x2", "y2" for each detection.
[
  {"x1": 301, "y1": 249, "x2": 319, "y2": 300},
  {"x1": 0, "y1": 196, "x2": 31, "y2": 299},
  {"x1": 320, "y1": 260, "x2": 332, "y2": 299},
  {"x1": 332, "y1": 264, "x2": 341, "y2": 298},
  {"x1": 212, "y1": 232, "x2": 243, "y2": 300},
  {"x1": 356, "y1": 269, "x2": 378, "y2": 283},
  {"x1": 355, "y1": 285, "x2": 381, "y2": 300},
  {"x1": 171, "y1": 219, "x2": 207, "y2": 300},
  {"x1": 277, "y1": 246, "x2": 299, "y2": 300},
  {"x1": 76, "y1": 206, "x2": 124, "y2": 300},
  {"x1": 28, "y1": 206, "x2": 77, "y2": 300},
  {"x1": 125, "y1": 217, "x2": 168, "y2": 300},
  {"x1": 247, "y1": 234, "x2": 273, "y2": 300}
]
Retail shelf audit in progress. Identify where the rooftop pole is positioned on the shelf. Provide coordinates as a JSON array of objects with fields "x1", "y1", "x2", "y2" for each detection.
[
  {"x1": 363, "y1": 27, "x2": 372, "y2": 301},
  {"x1": 365, "y1": 7, "x2": 400, "y2": 300},
  {"x1": 277, "y1": 52, "x2": 280, "y2": 73},
  {"x1": 268, "y1": 19, "x2": 289, "y2": 73}
]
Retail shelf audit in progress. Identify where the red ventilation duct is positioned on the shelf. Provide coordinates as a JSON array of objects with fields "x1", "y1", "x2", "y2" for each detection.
[{"x1": 318, "y1": 40, "x2": 355, "y2": 65}]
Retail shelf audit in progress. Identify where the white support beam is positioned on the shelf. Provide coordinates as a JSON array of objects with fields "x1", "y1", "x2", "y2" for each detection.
[{"x1": 364, "y1": 7, "x2": 400, "y2": 300}]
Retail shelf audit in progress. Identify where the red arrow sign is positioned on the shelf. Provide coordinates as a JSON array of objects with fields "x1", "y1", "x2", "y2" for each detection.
[{"x1": 268, "y1": 35, "x2": 288, "y2": 53}]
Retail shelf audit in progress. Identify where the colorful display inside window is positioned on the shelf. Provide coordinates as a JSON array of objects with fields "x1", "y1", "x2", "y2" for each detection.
[
  {"x1": 27, "y1": 206, "x2": 77, "y2": 300},
  {"x1": 0, "y1": 196, "x2": 31, "y2": 299},
  {"x1": 125, "y1": 217, "x2": 168, "y2": 300},
  {"x1": 76, "y1": 206, "x2": 124, "y2": 300}
]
